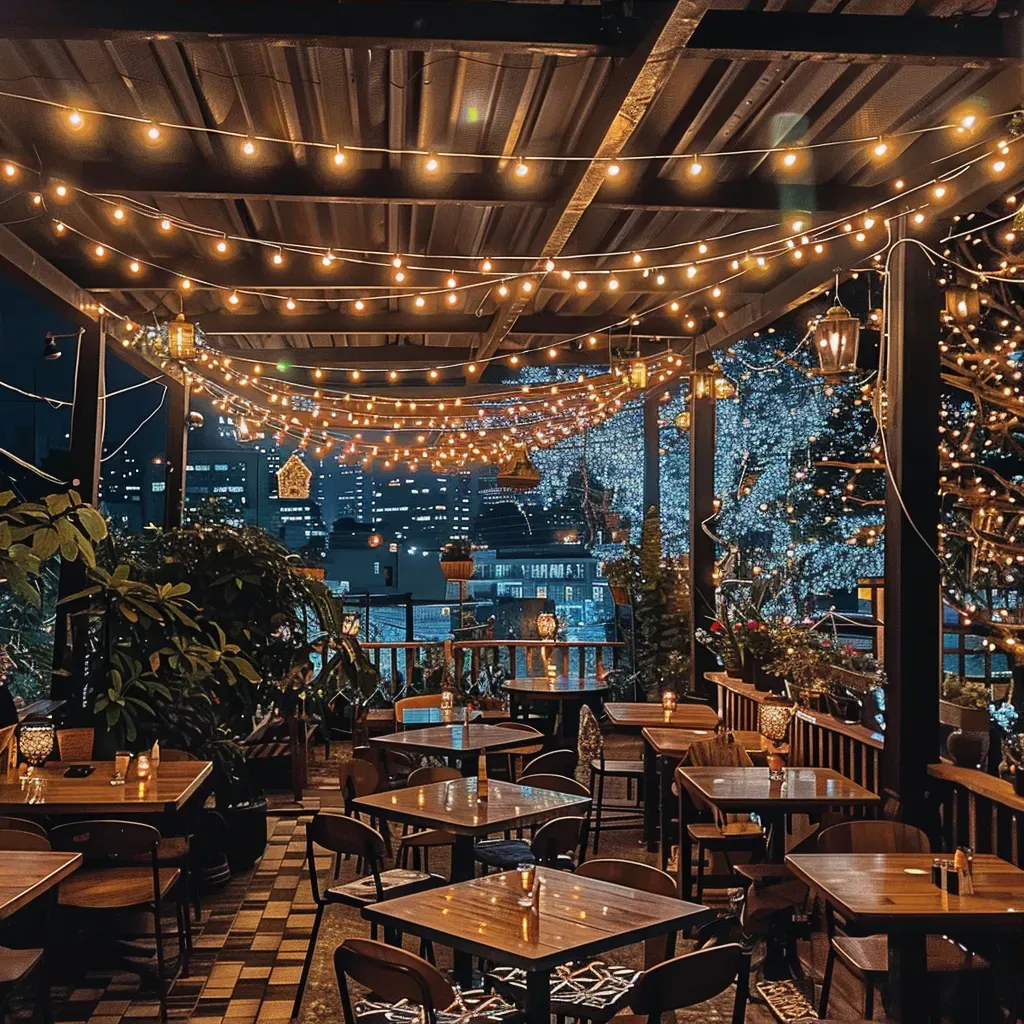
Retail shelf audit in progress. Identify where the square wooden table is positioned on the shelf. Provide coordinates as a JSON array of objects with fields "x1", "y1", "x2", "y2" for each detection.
[
  {"x1": 786, "y1": 852, "x2": 1024, "y2": 1021},
  {"x1": 351, "y1": 777, "x2": 591, "y2": 882},
  {"x1": 604, "y1": 702, "x2": 721, "y2": 731},
  {"x1": 369, "y1": 724, "x2": 536, "y2": 777},
  {"x1": 677, "y1": 766, "x2": 880, "y2": 861},
  {"x1": 0, "y1": 760, "x2": 213, "y2": 816},
  {"x1": 641, "y1": 728, "x2": 761, "y2": 862},
  {"x1": 503, "y1": 677, "x2": 609, "y2": 738},
  {"x1": 0, "y1": 850, "x2": 81, "y2": 920},
  {"x1": 363, "y1": 865, "x2": 711, "y2": 1014}
]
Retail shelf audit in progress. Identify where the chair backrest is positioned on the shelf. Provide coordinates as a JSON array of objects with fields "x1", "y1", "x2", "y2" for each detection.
[
  {"x1": 56, "y1": 727, "x2": 94, "y2": 761},
  {"x1": 576, "y1": 704, "x2": 604, "y2": 784},
  {"x1": 0, "y1": 828, "x2": 51, "y2": 851},
  {"x1": 335, "y1": 938, "x2": 454, "y2": 1024},
  {"x1": 816, "y1": 819, "x2": 931, "y2": 854},
  {"x1": 682, "y1": 733, "x2": 754, "y2": 829},
  {"x1": 308, "y1": 810, "x2": 386, "y2": 860},
  {"x1": 159, "y1": 748, "x2": 198, "y2": 762},
  {"x1": 407, "y1": 765, "x2": 461, "y2": 787},
  {"x1": 576, "y1": 858, "x2": 677, "y2": 966},
  {"x1": 517, "y1": 773, "x2": 590, "y2": 800},
  {"x1": 522, "y1": 749, "x2": 576, "y2": 778},
  {"x1": 0, "y1": 815, "x2": 48, "y2": 838},
  {"x1": 338, "y1": 758, "x2": 380, "y2": 803},
  {"x1": 395, "y1": 693, "x2": 443, "y2": 725},
  {"x1": 530, "y1": 816, "x2": 585, "y2": 865},
  {"x1": 490, "y1": 721, "x2": 543, "y2": 754},
  {"x1": 50, "y1": 820, "x2": 161, "y2": 862},
  {"x1": 628, "y1": 943, "x2": 746, "y2": 1021}
]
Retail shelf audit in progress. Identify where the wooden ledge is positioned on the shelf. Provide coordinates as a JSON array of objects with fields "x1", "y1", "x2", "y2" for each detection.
[{"x1": 927, "y1": 762, "x2": 1024, "y2": 814}]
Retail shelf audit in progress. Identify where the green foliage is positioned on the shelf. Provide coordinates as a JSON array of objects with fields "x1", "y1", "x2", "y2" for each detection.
[{"x1": 941, "y1": 673, "x2": 990, "y2": 710}]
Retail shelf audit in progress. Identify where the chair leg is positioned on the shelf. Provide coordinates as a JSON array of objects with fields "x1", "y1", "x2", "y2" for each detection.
[
  {"x1": 176, "y1": 900, "x2": 189, "y2": 978},
  {"x1": 695, "y1": 842, "x2": 705, "y2": 904},
  {"x1": 152, "y1": 905, "x2": 168, "y2": 1023},
  {"x1": 39, "y1": 950, "x2": 53, "y2": 1024},
  {"x1": 864, "y1": 980, "x2": 874, "y2": 1020},
  {"x1": 292, "y1": 903, "x2": 324, "y2": 1020},
  {"x1": 817, "y1": 945, "x2": 835, "y2": 1018},
  {"x1": 593, "y1": 771, "x2": 605, "y2": 853},
  {"x1": 681, "y1": 832, "x2": 693, "y2": 900}
]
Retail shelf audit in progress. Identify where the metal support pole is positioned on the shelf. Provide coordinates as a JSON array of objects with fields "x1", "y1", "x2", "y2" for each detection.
[
  {"x1": 881, "y1": 221, "x2": 941, "y2": 826},
  {"x1": 689, "y1": 373, "x2": 718, "y2": 698},
  {"x1": 642, "y1": 389, "x2": 661, "y2": 518},
  {"x1": 163, "y1": 377, "x2": 189, "y2": 529},
  {"x1": 52, "y1": 318, "x2": 106, "y2": 698}
]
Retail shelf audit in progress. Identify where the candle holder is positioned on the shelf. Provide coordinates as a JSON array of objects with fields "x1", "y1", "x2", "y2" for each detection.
[
  {"x1": 661, "y1": 690, "x2": 678, "y2": 712},
  {"x1": 517, "y1": 863, "x2": 539, "y2": 908},
  {"x1": 18, "y1": 721, "x2": 54, "y2": 770},
  {"x1": 758, "y1": 695, "x2": 796, "y2": 780},
  {"x1": 136, "y1": 752, "x2": 151, "y2": 781}
]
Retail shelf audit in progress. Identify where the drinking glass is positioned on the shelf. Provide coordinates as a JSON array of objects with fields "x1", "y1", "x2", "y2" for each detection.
[
  {"x1": 517, "y1": 863, "x2": 538, "y2": 908},
  {"x1": 112, "y1": 750, "x2": 131, "y2": 786}
]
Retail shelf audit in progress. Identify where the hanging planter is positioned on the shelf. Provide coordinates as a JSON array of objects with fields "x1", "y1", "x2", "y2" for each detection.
[
  {"x1": 439, "y1": 539, "x2": 475, "y2": 582},
  {"x1": 497, "y1": 451, "x2": 542, "y2": 492}
]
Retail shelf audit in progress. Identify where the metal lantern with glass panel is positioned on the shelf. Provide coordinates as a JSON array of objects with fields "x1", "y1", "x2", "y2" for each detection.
[
  {"x1": 812, "y1": 272, "x2": 860, "y2": 376},
  {"x1": 18, "y1": 720, "x2": 54, "y2": 769},
  {"x1": 757, "y1": 695, "x2": 797, "y2": 779},
  {"x1": 167, "y1": 313, "x2": 196, "y2": 360},
  {"x1": 690, "y1": 370, "x2": 716, "y2": 401},
  {"x1": 945, "y1": 285, "x2": 982, "y2": 323},
  {"x1": 497, "y1": 451, "x2": 542, "y2": 492},
  {"x1": 629, "y1": 359, "x2": 648, "y2": 389}
]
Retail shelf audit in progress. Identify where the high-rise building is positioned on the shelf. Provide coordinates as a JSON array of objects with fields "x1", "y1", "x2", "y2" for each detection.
[
  {"x1": 100, "y1": 452, "x2": 144, "y2": 532},
  {"x1": 371, "y1": 467, "x2": 473, "y2": 547},
  {"x1": 183, "y1": 450, "x2": 263, "y2": 528},
  {"x1": 328, "y1": 463, "x2": 372, "y2": 524}
]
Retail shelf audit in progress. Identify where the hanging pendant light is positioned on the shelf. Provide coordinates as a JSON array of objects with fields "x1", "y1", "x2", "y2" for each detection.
[
  {"x1": 629, "y1": 359, "x2": 648, "y2": 389},
  {"x1": 944, "y1": 285, "x2": 981, "y2": 323},
  {"x1": 813, "y1": 271, "x2": 860, "y2": 375},
  {"x1": 497, "y1": 450, "x2": 542, "y2": 492},
  {"x1": 167, "y1": 312, "x2": 196, "y2": 360}
]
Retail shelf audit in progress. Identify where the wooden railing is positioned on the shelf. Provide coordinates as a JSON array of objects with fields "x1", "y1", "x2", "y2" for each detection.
[
  {"x1": 929, "y1": 763, "x2": 1024, "y2": 862},
  {"x1": 707, "y1": 671, "x2": 884, "y2": 794},
  {"x1": 359, "y1": 639, "x2": 624, "y2": 689}
]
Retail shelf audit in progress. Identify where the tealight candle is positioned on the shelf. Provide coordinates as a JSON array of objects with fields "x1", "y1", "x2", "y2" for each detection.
[
  {"x1": 136, "y1": 752, "x2": 151, "y2": 781},
  {"x1": 661, "y1": 690, "x2": 677, "y2": 712}
]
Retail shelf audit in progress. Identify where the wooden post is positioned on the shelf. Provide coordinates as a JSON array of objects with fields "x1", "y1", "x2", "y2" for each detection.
[
  {"x1": 689, "y1": 371, "x2": 718, "y2": 698},
  {"x1": 163, "y1": 377, "x2": 189, "y2": 529},
  {"x1": 53, "y1": 318, "x2": 106, "y2": 698},
  {"x1": 881, "y1": 221, "x2": 941, "y2": 828},
  {"x1": 642, "y1": 388, "x2": 660, "y2": 516}
]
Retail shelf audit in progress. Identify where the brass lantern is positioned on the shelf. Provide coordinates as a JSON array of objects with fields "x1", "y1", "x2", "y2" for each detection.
[
  {"x1": 629, "y1": 359, "x2": 648, "y2": 389},
  {"x1": 690, "y1": 370, "x2": 716, "y2": 401},
  {"x1": 497, "y1": 451, "x2": 542, "y2": 492},
  {"x1": 945, "y1": 285, "x2": 981, "y2": 323},
  {"x1": 167, "y1": 313, "x2": 196, "y2": 360},
  {"x1": 714, "y1": 374, "x2": 736, "y2": 400},
  {"x1": 813, "y1": 303, "x2": 860, "y2": 375},
  {"x1": 536, "y1": 612, "x2": 557, "y2": 640},
  {"x1": 674, "y1": 408, "x2": 691, "y2": 431}
]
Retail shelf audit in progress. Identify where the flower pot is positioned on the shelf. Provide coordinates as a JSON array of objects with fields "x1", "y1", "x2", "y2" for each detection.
[
  {"x1": 740, "y1": 650, "x2": 756, "y2": 685},
  {"x1": 826, "y1": 691, "x2": 862, "y2": 725},
  {"x1": 752, "y1": 660, "x2": 785, "y2": 695},
  {"x1": 946, "y1": 727, "x2": 989, "y2": 770},
  {"x1": 222, "y1": 798, "x2": 269, "y2": 872},
  {"x1": 939, "y1": 700, "x2": 990, "y2": 733},
  {"x1": 440, "y1": 560, "x2": 474, "y2": 582},
  {"x1": 609, "y1": 585, "x2": 629, "y2": 607},
  {"x1": 723, "y1": 652, "x2": 743, "y2": 680}
]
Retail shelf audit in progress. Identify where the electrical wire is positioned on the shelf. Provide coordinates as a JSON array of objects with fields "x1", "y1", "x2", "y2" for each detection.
[{"x1": 100, "y1": 383, "x2": 168, "y2": 462}]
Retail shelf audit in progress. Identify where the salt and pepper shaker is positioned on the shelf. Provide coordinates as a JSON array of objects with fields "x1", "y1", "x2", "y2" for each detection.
[{"x1": 931, "y1": 858, "x2": 942, "y2": 887}]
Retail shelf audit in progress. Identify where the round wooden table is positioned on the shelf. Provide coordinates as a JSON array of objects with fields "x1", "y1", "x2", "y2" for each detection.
[{"x1": 503, "y1": 676, "x2": 609, "y2": 740}]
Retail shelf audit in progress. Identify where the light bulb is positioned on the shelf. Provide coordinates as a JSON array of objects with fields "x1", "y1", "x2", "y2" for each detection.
[
  {"x1": 322, "y1": 250, "x2": 334, "y2": 267},
  {"x1": 54, "y1": 220, "x2": 65, "y2": 234},
  {"x1": 392, "y1": 255, "x2": 402, "y2": 268},
  {"x1": 242, "y1": 137, "x2": 256, "y2": 156},
  {"x1": 272, "y1": 249, "x2": 284, "y2": 265},
  {"x1": 686, "y1": 265, "x2": 697, "y2": 279},
  {"x1": 656, "y1": 273, "x2": 665, "y2": 285},
  {"x1": 414, "y1": 295, "x2": 426, "y2": 308},
  {"x1": 424, "y1": 152, "x2": 440, "y2": 173},
  {"x1": 389, "y1": 369, "x2": 399, "y2": 381},
  {"x1": 394, "y1": 270, "x2": 405, "y2": 282},
  {"x1": 481, "y1": 258, "x2": 492, "y2": 272},
  {"x1": 228, "y1": 292, "x2": 240, "y2": 305},
  {"x1": 688, "y1": 158, "x2": 702, "y2": 177},
  {"x1": 993, "y1": 159, "x2": 1007, "y2": 174},
  {"x1": 521, "y1": 279, "x2": 533, "y2": 293},
  {"x1": 855, "y1": 231, "x2": 866, "y2": 242},
  {"x1": 712, "y1": 286, "x2": 722, "y2": 298},
  {"x1": 607, "y1": 277, "x2": 619, "y2": 291},
  {"x1": 30, "y1": 194, "x2": 41, "y2": 206},
  {"x1": 1, "y1": 163, "x2": 16, "y2": 179},
  {"x1": 514, "y1": 158, "x2": 529, "y2": 177},
  {"x1": 960, "y1": 113, "x2": 977, "y2": 130},
  {"x1": 54, "y1": 184, "x2": 67, "y2": 198},
  {"x1": 447, "y1": 275, "x2": 457, "y2": 288},
  {"x1": 113, "y1": 206, "x2": 125, "y2": 221},
  {"x1": 160, "y1": 218, "x2": 172, "y2": 231},
  {"x1": 576, "y1": 279, "x2": 587, "y2": 291},
  {"x1": 180, "y1": 277, "x2": 191, "y2": 290},
  {"x1": 447, "y1": 291, "x2": 458, "y2": 305},
  {"x1": 547, "y1": 347, "x2": 557, "y2": 358},
  {"x1": 353, "y1": 299, "x2": 365, "y2": 311},
  {"x1": 129, "y1": 260, "x2": 140, "y2": 274},
  {"x1": 146, "y1": 123, "x2": 161, "y2": 142},
  {"x1": 498, "y1": 284, "x2": 509, "y2": 297},
  {"x1": 782, "y1": 150, "x2": 797, "y2": 167},
  {"x1": 429, "y1": 369, "x2": 439, "y2": 380},
  {"x1": 606, "y1": 162, "x2": 620, "y2": 177},
  {"x1": 351, "y1": 370, "x2": 361, "y2": 381},
  {"x1": 215, "y1": 237, "x2": 228, "y2": 254},
  {"x1": 544, "y1": 259, "x2": 555, "y2": 272},
  {"x1": 333, "y1": 145, "x2": 345, "y2": 167},
  {"x1": 913, "y1": 212, "x2": 925, "y2": 225},
  {"x1": 894, "y1": 178, "x2": 905, "y2": 190},
  {"x1": 468, "y1": 363, "x2": 477, "y2": 372},
  {"x1": 863, "y1": 216, "x2": 875, "y2": 229},
  {"x1": 933, "y1": 184, "x2": 948, "y2": 199},
  {"x1": 286, "y1": 298, "x2": 296, "y2": 310},
  {"x1": 67, "y1": 109, "x2": 84, "y2": 130},
  {"x1": 872, "y1": 139, "x2": 888, "y2": 157},
  {"x1": 93, "y1": 244, "x2": 105, "y2": 258},
  {"x1": 631, "y1": 252, "x2": 643, "y2": 265}
]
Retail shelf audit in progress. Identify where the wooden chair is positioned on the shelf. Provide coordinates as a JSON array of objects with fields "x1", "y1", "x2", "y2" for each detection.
[
  {"x1": 0, "y1": 816, "x2": 48, "y2": 838},
  {"x1": 488, "y1": 720, "x2": 543, "y2": 781},
  {"x1": 50, "y1": 820, "x2": 189, "y2": 1022},
  {"x1": 521, "y1": 748, "x2": 576, "y2": 778},
  {"x1": 474, "y1": 815, "x2": 586, "y2": 873},
  {"x1": 394, "y1": 693, "x2": 444, "y2": 727},
  {"x1": 0, "y1": 829, "x2": 52, "y2": 851},
  {"x1": 675, "y1": 734, "x2": 766, "y2": 901},
  {"x1": 338, "y1": 757, "x2": 390, "y2": 864},
  {"x1": 55, "y1": 727, "x2": 94, "y2": 761},
  {"x1": 578, "y1": 704, "x2": 643, "y2": 853},
  {"x1": 516, "y1": 772, "x2": 593, "y2": 857},
  {"x1": 335, "y1": 938, "x2": 517, "y2": 1024},
  {"x1": 293, "y1": 812, "x2": 444, "y2": 1019},
  {"x1": 0, "y1": 946, "x2": 49, "y2": 1024},
  {"x1": 816, "y1": 820, "x2": 989, "y2": 1021},
  {"x1": 396, "y1": 766, "x2": 461, "y2": 873}
]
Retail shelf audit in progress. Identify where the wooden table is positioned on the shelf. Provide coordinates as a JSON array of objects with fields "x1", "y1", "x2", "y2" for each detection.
[
  {"x1": 0, "y1": 850, "x2": 81, "y2": 919},
  {"x1": 363, "y1": 865, "x2": 710, "y2": 1010},
  {"x1": 641, "y1": 728, "x2": 761, "y2": 861},
  {"x1": 0, "y1": 760, "x2": 213, "y2": 816},
  {"x1": 351, "y1": 777, "x2": 591, "y2": 883},
  {"x1": 605, "y1": 701, "x2": 722, "y2": 732},
  {"x1": 503, "y1": 677, "x2": 609, "y2": 738},
  {"x1": 677, "y1": 766, "x2": 880, "y2": 861},
  {"x1": 369, "y1": 724, "x2": 535, "y2": 777},
  {"x1": 787, "y1": 852, "x2": 1024, "y2": 1021}
]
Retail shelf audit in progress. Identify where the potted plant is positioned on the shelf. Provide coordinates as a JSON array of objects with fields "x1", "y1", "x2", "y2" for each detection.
[
  {"x1": 439, "y1": 539, "x2": 475, "y2": 582},
  {"x1": 766, "y1": 625, "x2": 829, "y2": 711},
  {"x1": 736, "y1": 619, "x2": 782, "y2": 693},
  {"x1": 940, "y1": 674, "x2": 991, "y2": 768},
  {"x1": 695, "y1": 617, "x2": 742, "y2": 679}
]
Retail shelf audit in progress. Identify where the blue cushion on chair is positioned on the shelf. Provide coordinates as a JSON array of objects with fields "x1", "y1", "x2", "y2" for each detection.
[{"x1": 474, "y1": 839, "x2": 534, "y2": 870}]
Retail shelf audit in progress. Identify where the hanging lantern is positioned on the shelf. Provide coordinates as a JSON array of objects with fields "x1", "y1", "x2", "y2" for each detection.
[
  {"x1": 813, "y1": 303, "x2": 860, "y2": 375},
  {"x1": 714, "y1": 374, "x2": 736, "y2": 400},
  {"x1": 235, "y1": 415, "x2": 253, "y2": 443},
  {"x1": 167, "y1": 313, "x2": 196, "y2": 360},
  {"x1": 187, "y1": 410, "x2": 204, "y2": 430},
  {"x1": 536, "y1": 612, "x2": 558, "y2": 640},
  {"x1": 276, "y1": 452, "x2": 312, "y2": 498},
  {"x1": 629, "y1": 359, "x2": 648, "y2": 389},
  {"x1": 690, "y1": 370, "x2": 716, "y2": 401},
  {"x1": 497, "y1": 451, "x2": 542, "y2": 492},
  {"x1": 674, "y1": 408, "x2": 691, "y2": 431},
  {"x1": 945, "y1": 285, "x2": 981, "y2": 322}
]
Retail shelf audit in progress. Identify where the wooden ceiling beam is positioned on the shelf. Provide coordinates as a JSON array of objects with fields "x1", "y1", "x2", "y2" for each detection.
[
  {"x1": 0, "y1": 0, "x2": 657, "y2": 56},
  {"x1": 685, "y1": 10, "x2": 1024, "y2": 67}
]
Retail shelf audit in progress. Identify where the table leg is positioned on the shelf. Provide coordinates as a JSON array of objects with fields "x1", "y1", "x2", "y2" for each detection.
[
  {"x1": 525, "y1": 968, "x2": 552, "y2": 1021},
  {"x1": 764, "y1": 811, "x2": 786, "y2": 863},
  {"x1": 457, "y1": 755, "x2": 476, "y2": 778},
  {"x1": 659, "y1": 758, "x2": 675, "y2": 873},
  {"x1": 643, "y1": 741, "x2": 658, "y2": 852},
  {"x1": 562, "y1": 700, "x2": 582, "y2": 742},
  {"x1": 885, "y1": 932, "x2": 927, "y2": 1022},
  {"x1": 451, "y1": 835, "x2": 476, "y2": 883}
]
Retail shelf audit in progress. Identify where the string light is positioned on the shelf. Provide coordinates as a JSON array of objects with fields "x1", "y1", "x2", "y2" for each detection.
[
  {"x1": 66, "y1": 109, "x2": 84, "y2": 130},
  {"x1": 54, "y1": 184, "x2": 67, "y2": 198},
  {"x1": 146, "y1": 122, "x2": 161, "y2": 142},
  {"x1": 689, "y1": 156, "x2": 703, "y2": 177},
  {"x1": 424, "y1": 152, "x2": 440, "y2": 173},
  {"x1": 242, "y1": 137, "x2": 256, "y2": 156},
  {"x1": 872, "y1": 139, "x2": 888, "y2": 158},
  {"x1": 272, "y1": 249, "x2": 284, "y2": 265},
  {"x1": 128, "y1": 260, "x2": 140, "y2": 274},
  {"x1": 159, "y1": 218, "x2": 172, "y2": 232},
  {"x1": 781, "y1": 150, "x2": 798, "y2": 168},
  {"x1": 606, "y1": 162, "x2": 621, "y2": 177},
  {"x1": 333, "y1": 145, "x2": 345, "y2": 167},
  {"x1": 514, "y1": 158, "x2": 529, "y2": 178}
]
